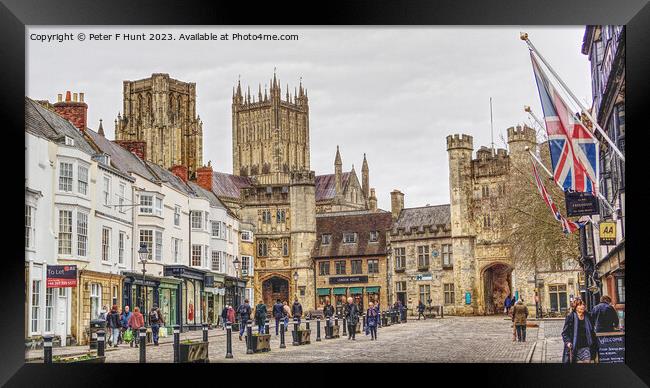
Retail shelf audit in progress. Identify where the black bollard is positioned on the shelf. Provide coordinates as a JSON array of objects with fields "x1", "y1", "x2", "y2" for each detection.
[
  {"x1": 246, "y1": 320, "x2": 253, "y2": 354},
  {"x1": 225, "y1": 322, "x2": 233, "y2": 359},
  {"x1": 173, "y1": 325, "x2": 180, "y2": 363},
  {"x1": 203, "y1": 323, "x2": 209, "y2": 342},
  {"x1": 335, "y1": 315, "x2": 339, "y2": 330},
  {"x1": 279, "y1": 321, "x2": 286, "y2": 348},
  {"x1": 265, "y1": 319, "x2": 270, "y2": 335},
  {"x1": 342, "y1": 316, "x2": 347, "y2": 336},
  {"x1": 362, "y1": 314, "x2": 367, "y2": 332},
  {"x1": 43, "y1": 335, "x2": 53, "y2": 364},
  {"x1": 305, "y1": 317, "x2": 310, "y2": 331},
  {"x1": 139, "y1": 327, "x2": 147, "y2": 363},
  {"x1": 316, "y1": 317, "x2": 321, "y2": 341},
  {"x1": 97, "y1": 330, "x2": 105, "y2": 357},
  {"x1": 292, "y1": 317, "x2": 299, "y2": 346},
  {"x1": 325, "y1": 317, "x2": 331, "y2": 339}
]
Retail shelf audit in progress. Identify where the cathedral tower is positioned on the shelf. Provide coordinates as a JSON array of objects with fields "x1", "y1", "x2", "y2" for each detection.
[{"x1": 114, "y1": 73, "x2": 203, "y2": 174}]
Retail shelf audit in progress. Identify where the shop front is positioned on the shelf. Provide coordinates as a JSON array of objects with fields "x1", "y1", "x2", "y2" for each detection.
[
  {"x1": 163, "y1": 265, "x2": 211, "y2": 331},
  {"x1": 333, "y1": 287, "x2": 347, "y2": 316},
  {"x1": 225, "y1": 276, "x2": 247, "y2": 309},
  {"x1": 122, "y1": 273, "x2": 160, "y2": 325},
  {"x1": 158, "y1": 278, "x2": 181, "y2": 334},
  {"x1": 204, "y1": 274, "x2": 225, "y2": 327}
]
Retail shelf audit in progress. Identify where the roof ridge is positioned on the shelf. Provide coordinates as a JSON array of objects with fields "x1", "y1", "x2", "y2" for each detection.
[
  {"x1": 27, "y1": 98, "x2": 61, "y2": 137},
  {"x1": 403, "y1": 204, "x2": 450, "y2": 210}
]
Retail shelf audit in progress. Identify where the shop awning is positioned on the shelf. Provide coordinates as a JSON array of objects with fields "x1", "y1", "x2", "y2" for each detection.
[
  {"x1": 365, "y1": 286, "x2": 380, "y2": 293},
  {"x1": 317, "y1": 288, "x2": 331, "y2": 296},
  {"x1": 349, "y1": 287, "x2": 364, "y2": 294},
  {"x1": 333, "y1": 287, "x2": 347, "y2": 295}
]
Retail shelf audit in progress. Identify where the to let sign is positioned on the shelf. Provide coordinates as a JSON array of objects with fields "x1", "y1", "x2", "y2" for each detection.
[
  {"x1": 46, "y1": 265, "x2": 77, "y2": 288},
  {"x1": 565, "y1": 191, "x2": 600, "y2": 216},
  {"x1": 599, "y1": 221, "x2": 616, "y2": 245}
]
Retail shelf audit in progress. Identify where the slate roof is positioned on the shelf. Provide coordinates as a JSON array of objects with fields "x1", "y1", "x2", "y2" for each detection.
[
  {"x1": 392, "y1": 204, "x2": 451, "y2": 233},
  {"x1": 84, "y1": 128, "x2": 157, "y2": 181},
  {"x1": 187, "y1": 181, "x2": 226, "y2": 209},
  {"x1": 313, "y1": 211, "x2": 393, "y2": 259},
  {"x1": 315, "y1": 172, "x2": 351, "y2": 201},
  {"x1": 211, "y1": 172, "x2": 253, "y2": 199},
  {"x1": 25, "y1": 97, "x2": 96, "y2": 155},
  {"x1": 145, "y1": 161, "x2": 195, "y2": 196}
]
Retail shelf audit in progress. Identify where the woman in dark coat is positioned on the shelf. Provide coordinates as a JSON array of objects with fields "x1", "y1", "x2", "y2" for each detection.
[
  {"x1": 561, "y1": 298, "x2": 599, "y2": 363},
  {"x1": 345, "y1": 297, "x2": 360, "y2": 340},
  {"x1": 366, "y1": 302, "x2": 379, "y2": 340}
]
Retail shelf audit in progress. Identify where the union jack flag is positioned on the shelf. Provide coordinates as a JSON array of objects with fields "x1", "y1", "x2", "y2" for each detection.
[
  {"x1": 531, "y1": 159, "x2": 587, "y2": 234},
  {"x1": 530, "y1": 52, "x2": 599, "y2": 195}
]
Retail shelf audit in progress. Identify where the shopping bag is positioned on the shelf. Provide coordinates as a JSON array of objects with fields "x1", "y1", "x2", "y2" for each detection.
[
  {"x1": 123, "y1": 328, "x2": 133, "y2": 342},
  {"x1": 159, "y1": 327, "x2": 167, "y2": 338}
]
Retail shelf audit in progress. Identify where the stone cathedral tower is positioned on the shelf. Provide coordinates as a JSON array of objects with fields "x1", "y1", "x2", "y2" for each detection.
[{"x1": 115, "y1": 73, "x2": 203, "y2": 175}]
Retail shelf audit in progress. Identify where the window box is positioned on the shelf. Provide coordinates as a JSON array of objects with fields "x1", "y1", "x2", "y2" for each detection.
[{"x1": 179, "y1": 340, "x2": 209, "y2": 363}]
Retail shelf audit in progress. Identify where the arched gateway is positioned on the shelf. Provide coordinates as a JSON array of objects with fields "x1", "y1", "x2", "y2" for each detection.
[
  {"x1": 481, "y1": 262, "x2": 513, "y2": 315},
  {"x1": 261, "y1": 276, "x2": 290, "y2": 307}
]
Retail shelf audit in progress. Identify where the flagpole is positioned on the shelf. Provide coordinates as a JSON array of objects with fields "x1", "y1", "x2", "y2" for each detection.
[
  {"x1": 526, "y1": 147, "x2": 616, "y2": 215},
  {"x1": 520, "y1": 33, "x2": 625, "y2": 162},
  {"x1": 523, "y1": 106, "x2": 548, "y2": 138}
]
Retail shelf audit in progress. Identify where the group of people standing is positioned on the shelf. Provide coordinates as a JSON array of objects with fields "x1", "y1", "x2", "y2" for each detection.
[{"x1": 97, "y1": 303, "x2": 165, "y2": 348}]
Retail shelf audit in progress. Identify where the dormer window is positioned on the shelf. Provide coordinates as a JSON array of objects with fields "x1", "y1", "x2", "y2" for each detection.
[
  {"x1": 369, "y1": 231, "x2": 379, "y2": 242},
  {"x1": 322, "y1": 234, "x2": 331, "y2": 245},
  {"x1": 343, "y1": 232, "x2": 357, "y2": 244},
  {"x1": 93, "y1": 153, "x2": 110, "y2": 166},
  {"x1": 64, "y1": 136, "x2": 75, "y2": 146}
]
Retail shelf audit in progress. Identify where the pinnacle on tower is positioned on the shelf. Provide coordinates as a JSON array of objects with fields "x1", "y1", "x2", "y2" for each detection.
[
  {"x1": 258, "y1": 84, "x2": 262, "y2": 101},
  {"x1": 335, "y1": 145, "x2": 342, "y2": 166},
  {"x1": 98, "y1": 119, "x2": 104, "y2": 136}
]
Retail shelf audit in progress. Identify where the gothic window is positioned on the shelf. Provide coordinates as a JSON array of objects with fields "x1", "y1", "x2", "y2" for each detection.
[
  {"x1": 257, "y1": 239, "x2": 268, "y2": 257},
  {"x1": 282, "y1": 238, "x2": 289, "y2": 256},
  {"x1": 276, "y1": 209, "x2": 286, "y2": 223},
  {"x1": 482, "y1": 185, "x2": 490, "y2": 198},
  {"x1": 483, "y1": 214, "x2": 491, "y2": 228}
]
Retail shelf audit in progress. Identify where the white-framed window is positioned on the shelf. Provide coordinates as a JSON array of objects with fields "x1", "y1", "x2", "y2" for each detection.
[
  {"x1": 31, "y1": 280, "x2": 41, "y2": 333},
  {"x1": 241, "y1": 230, "x2": 252, "y2": 242},
  {"x1": 322, "y1": 234, "x2": 331, "y2": 245},
  {"x1": 191, "y1": 211, "x2": 203, "y2": 229},
  {"x1": 394, "y1": 247, "x2": 406, "y2": 270},
  {"x1": 59, "y1": 162, "x2": 73, "y2": 192},
  {"x1": 77, "y1": 211, "x2": 88, "y2": 257},
  {"x1": 191, "y1": 245, "x2": 202, "y2": 267},
  {"x1": 211, "y1": 221, "x2": 221, "y2": 237},
  {"x1": 174, "y1": 205, "x2": 181, "y2": 226},
  {"x1": 211, "y1": 251, "x2": 222, "y2": 272},
  {"x1": 139, "y1": 229, "x2": 153, "y2": 261},
  {"x1": 112, "y1": 286, "x2": 119, "y2": 307},
  {"x1": 102, "y1": 227, "x2": 111, "y2": 262},
  {"x1": 343, "y1": 232, "x2": 357, "y2": 243},
  {"x1": 64, "y1": 136, "x2": 75, "y2": 146},
  {"x1": 442, "y1": 244, "x2": 453, "y2": 267},
  {"x1": 103, "y1": 176, "x2": 111, "y2": 206},
  {"x1": 221, "y1": 222, "x2": 227, "y2": 239},
  {"x1": 45, "y1": 288, "x2": 54, "y2": 332},
  {"x1": 369, "y1": 231, "x2": 379, "y2": 242},
  {"x1": 140, "y1": 194, "x2": 153, "y2": 214},
  {"x1": 368, "y1": 259, "x2": 379, "y2": 274},
  {"x1": 90, "y1": 283, "x2": 101, "y2": 320},
  {"x1": 118, "y1": 183, "x2": 126, "y2": 213},
  {"x1": 444, "y1": 283, "x2": 455, "y2": 305},
  {"x1": 25, "y1": 205, "x2": 35, "y2": 249},
  {"x1": 227, "y1": 226, "x2": 232, "y2": 242},
  {"x1": 118, "y1": 231, "x2": 125, "y2": 265},
  {"x1": 154, "y1": 197, "x2": 163, "y2": 216},
  {"x1": 78, "y1": 165, "x2": 88, "y2": 195},
  {"x1": 58, "y1": 210, "x2": 73, "y2": 255},
  {"x1": 155, "y1": 230, "x2": 163, "y2": 262},
  {"x1": 172, "y1": 238, "x2": 182, "y2": 263},
  {"x1": 241, "y1": 255, "x2": 253, "y2": 276}
]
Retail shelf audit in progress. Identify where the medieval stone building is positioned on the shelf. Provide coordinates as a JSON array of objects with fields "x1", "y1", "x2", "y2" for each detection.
[{"x1": 114, "y1": 73, "x2": 203, "y2": 175}]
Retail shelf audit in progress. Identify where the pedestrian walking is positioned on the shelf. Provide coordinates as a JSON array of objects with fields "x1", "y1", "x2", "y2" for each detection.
[
  {"x1": 292, "y1": 298, "x2": 303, "y2": 324},
  {"x1": 504, "y1": 294, "x2": 512, "y2": 315},
  {"x1": 366, "y1": 302, "x2": 379, "y2": 340},
  {"x1": 345, "y1": 297, "x2": 360, "y2": 340},
  {"x1": 254, "y1": 301, "x2": 268, "y2": 334},
  {"x1": 591, "y1": 295, "x2": 620, "y2": 333},
  {"x1": 373, "y1": 301, "x2": 381, "y2": 327},
  {"x1": 282, "y1": 301, "x2": 291, "y2": 331},
  {"x1": 272, "y1": 299, "x2": 284, "y2": 335},
  {"x1": 512, "y1": 298, "x2": 529, "y2": 342},
  {"x1": 323, "y1": 298, "x2": 334, "y2": 319},
  {"x1": 119, "y1": 305, "x2": 132, "y2": 345},
  {"x1": 106, "y1": 305, "x2": 121, "y2": 347},
  {"x1": 98, "y1": 305, "x2": 108, "y2": 320},
  {"x1": 127, "y1": 307, "x2": 145, "y2": 348},
  {"x1": 561, "y1": 298, "x2": 599, "y2": 363},
  {"x1": 237, "y1": 299, "x2": 252, "y2": 340},
  {"x1": 149, "y1": 304, "x2": 165, "y2": 346},
  {"x1": 221, "y1": 305, "x2": 229, "y2": 330},
  {"x1": 417, "y1": 300, "x2": 426, "y2": 320},
  {"x1": 227, "y1": 305, "x2": 236, "y2": 326}
]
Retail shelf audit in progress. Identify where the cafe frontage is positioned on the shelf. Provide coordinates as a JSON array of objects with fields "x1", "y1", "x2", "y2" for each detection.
[
  {"x1": 316, "y1": 274, "x2": 385, "y2": 315},
  {"x1": 163, "y1": 265, "x2": 214, "y2": 331}
]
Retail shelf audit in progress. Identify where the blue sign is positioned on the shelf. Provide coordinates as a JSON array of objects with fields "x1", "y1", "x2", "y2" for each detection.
[
  {"x1": 514, "y1": 291, "x2": 519, "y2": 301},
  {"x1": 465, "y1": 291, "x2": 471, "y2": 305}
]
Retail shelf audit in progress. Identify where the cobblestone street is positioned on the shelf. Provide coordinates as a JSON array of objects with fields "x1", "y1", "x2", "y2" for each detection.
[{"x1": 28, "y1": 316, "x2": 571, "y2": 363}]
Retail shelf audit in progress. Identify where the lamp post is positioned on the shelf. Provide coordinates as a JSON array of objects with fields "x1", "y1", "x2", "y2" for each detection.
[
  {"x1": 293, "y1": 270, "x2": 299, "y2": 300},
  {"x1": 232, "y1": 257, "x2": 240, "y2": 307},
  {"x1": 138, "y1": 244, "x2": 149, "y2": 322}
]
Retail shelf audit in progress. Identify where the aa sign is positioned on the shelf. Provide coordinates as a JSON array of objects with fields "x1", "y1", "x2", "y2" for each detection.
[{"x1": 599, "y1": 221, "x2": 616, "y2": 245}]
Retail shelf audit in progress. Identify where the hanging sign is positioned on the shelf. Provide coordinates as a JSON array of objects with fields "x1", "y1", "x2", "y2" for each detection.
[
  {"x1": 464, "y1": 291, "x2": 471, "y2": 305},
  {"x1": 599, "y1": 221, "x2": 616, "y2": 245},
  {"x1": 46, "y1": 265, "x2": 77, "y2": 288},
  {"x1": 565, "y1": 191, "x2": 600, "y2": 216}
]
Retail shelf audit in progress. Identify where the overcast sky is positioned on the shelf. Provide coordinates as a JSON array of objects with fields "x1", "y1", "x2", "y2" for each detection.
[{"x1": 27, "y1": 26, "x2": 592, "y2": 210}]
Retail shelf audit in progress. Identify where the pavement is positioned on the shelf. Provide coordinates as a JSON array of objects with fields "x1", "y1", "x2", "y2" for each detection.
[{"x1": 27, "y1": 316, "x2": 566, "y2": 363}]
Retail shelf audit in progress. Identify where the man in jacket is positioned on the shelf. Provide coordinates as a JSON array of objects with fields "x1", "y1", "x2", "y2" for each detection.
[
  {"x1": 254, "y1": 302, "x2": 268, "y2": 334},
  {"x1": 512, "y1": 299, "x2": 529, "y2": 342},
  {"x1": 272, "y1": 299, "x2": 284, "y2": 335},
  {"x1": 119, "y1": 305, "x2": 132, "y2": 345},
  {"x1": 106, "y1": 305, "x2": 121, "y2": 347},
  {"x1": 149, "y1": 304, "x2": 165, "y2": 346},
  {"x1": 292, "y1": 298, "x2": 303, "y2": 324},
  {"x1": 417, "y1": 300, "x2": 426, "y2": 320},
  {"x1": 237, "y1": 299, "x2": 252, "y2": 340},
  {"x1": 221, "y1": 305, "x2": 229, "y2": 330},
  {"x1": 591, "y1": 295, "x2": 619, "y2": 333},
  {"x1": 345, "y1": 297, "x2": 360, "y2": 340}
]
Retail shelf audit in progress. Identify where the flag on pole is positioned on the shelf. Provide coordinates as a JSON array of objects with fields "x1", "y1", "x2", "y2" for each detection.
[
  {"x1": 531, "y1": 159, "x2": 587, "y2": 234},
  {"x1": 530, "y1": 52, "x2": 599, "y2": 195}
]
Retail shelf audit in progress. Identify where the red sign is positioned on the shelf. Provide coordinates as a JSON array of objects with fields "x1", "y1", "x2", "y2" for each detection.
[{"x1": 46, "y1": 265, "x2": 77, "y2": 288}]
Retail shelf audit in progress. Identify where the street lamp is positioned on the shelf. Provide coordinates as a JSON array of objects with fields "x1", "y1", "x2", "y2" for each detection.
[
  {"x1": 138, "y1": 244, "x2": 149, "y2": 322},
  {"x1": 232, "y1": 257, "x2": 240, "y2": 306},
  {"x1": 293, "y1": 271, "x2": 299, "y2": 300}
]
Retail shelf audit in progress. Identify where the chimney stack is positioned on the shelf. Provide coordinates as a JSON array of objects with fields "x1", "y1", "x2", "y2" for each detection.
[
  {"x1": 115, "y1": 140, "x2": 147, "y2": 160},
  {"x1": 369, "y1": 188, "x2": 377, "y2": 212},
  {"x1": 196, "y1": 162, "x2": 214, "y2": 192},
  {"x1": 390, "y1": 189, "x2": 404, "y2": 220},
  {"x1": 53, "y1": 90, "x2": 88, "y2": 132},
  {"x1": 170, "y1": 165, "x2": 189, "y2": 183}
]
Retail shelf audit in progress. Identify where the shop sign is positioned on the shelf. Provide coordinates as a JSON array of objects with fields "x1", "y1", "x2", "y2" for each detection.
[
  {"x1": 596, "y1": 332, "x2": 625, "y2": 363},
  {"x1": 46, "y1": 265, "x2": 77, "y2": 288},
  {"x1": 415, "y1": 273, "x2": 432, "y2": 281},
  {"x1": 599, "y1": 221, "x2": 616, "y2": 245},
  {"x1": 164, "y1": 265, "x2": 205, "y2": 281},
  {"x1": 329, "y1": 276, "x2": 369, "y2": 284},
  {"x1": 204, "y1": 275, "x2": 214, "y2": 288},
  {"x1": 565, "y1": 191, "x2": 600, "y2": 216}
]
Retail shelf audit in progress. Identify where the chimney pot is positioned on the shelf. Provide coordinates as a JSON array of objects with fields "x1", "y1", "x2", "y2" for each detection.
[
  {"x1": 79, "y1": 93, "x2": 84, "y2": 102},
  {"x1": 57, "y1": 94, "x2": 63, "y2": 102},
  {"x1": 73, "y1": 93, "x2": 78, "y2": 102},
  {"x1": 65, "y1": 91, "x2": 71, "y2": 102}
]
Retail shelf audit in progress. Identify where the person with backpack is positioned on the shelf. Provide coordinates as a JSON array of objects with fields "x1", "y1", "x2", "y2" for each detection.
[
  {"x1": 292, "y1": 298, "x2": 303, "y2": 324},
  {"x1": 417, "y1": 300, "x2": 426, "y2": 320},
  {"x1": 120, "y1": 305, "x2": 132, "y2": 345},
  {"x1": 254, "y1": 301, "x2": 268, "y2": 334},
  {"x1": 272, "y1": 299, "x2": 284, "y2": 335},
  {"x1": 366, "y1": 302, "x2": 379, "y2": 340},
  {"x1": 512, "y1": 298, "x2": 529, "y2": 342},
  {"x1": 221, "y1": 305, "x2": 229, "y2": 330},
  {"x1": 149, "y1": 304, "x2": 165, "y2": 346},
  {"x1": 127, "y1": 307, "x2": 145, "y2": 348},
  {"x1": 237, "y1": 299, "x2": 252, "y2": 340},
  {"x1": 106, "y1": 305, "x2": 121, "y2": 347}
]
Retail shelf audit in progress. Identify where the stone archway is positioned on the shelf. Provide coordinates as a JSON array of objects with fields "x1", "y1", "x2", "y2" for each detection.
[
  {"x1": 261, "y1": 276, "x2": 290, "y2": 308},
  {"x1": 481, "y1": 263, "x2": 513, "y2": 315}
]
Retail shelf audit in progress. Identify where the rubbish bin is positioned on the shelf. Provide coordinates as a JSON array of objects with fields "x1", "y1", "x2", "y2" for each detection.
[{"x1": 89, "y1": 319, "x2": 107, "y2": 349}]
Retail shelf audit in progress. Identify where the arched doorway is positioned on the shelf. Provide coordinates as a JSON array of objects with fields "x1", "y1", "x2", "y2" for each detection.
[
  {"x1": 481, "y1": 263, "x2": 513, "y2": 315},
  {"x1": 262, "y1": 276, "x2": 289, "y2": 308}
]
